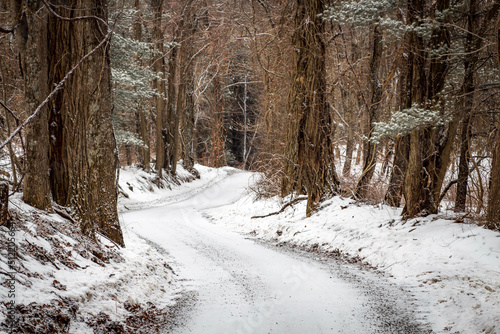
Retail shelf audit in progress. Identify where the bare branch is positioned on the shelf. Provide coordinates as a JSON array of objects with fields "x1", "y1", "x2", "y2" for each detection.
[{"x1": 0, "y1": 100, "x2": 20, "y2": 123}]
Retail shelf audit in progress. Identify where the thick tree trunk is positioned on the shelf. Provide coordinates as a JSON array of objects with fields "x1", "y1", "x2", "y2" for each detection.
[
  {"x1": 403, "y1": 0, "x2": 453, "y2": 218},
  {"x1": 0, "y1": 58, "x2": 19, "y2": 188},
  {"x1": 355, "y1": 25, "x2": 382, "y2": 199},
  {"x1": 488, "y1": 116, "x2": 500, "y2": 230},
  {"x1": 455, "y1": 0, "x2": 477, "y2": 212},
  {"x1": 486, "y1": 12, "x2": 500, "y2": 230},
  {"x1": 47, "y1": 0, "x2": 124, "y2": 246},
  {"x1": 16, "y1": 1, "x2": 52, "y2": 211},
  {"x1": 282, "y1": 0, "x2": 339, "y2": 216}
]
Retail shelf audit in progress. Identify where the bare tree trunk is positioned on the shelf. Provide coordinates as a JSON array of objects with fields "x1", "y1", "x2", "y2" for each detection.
[
  {"x1": 152, "y1": 0, "x2": 165, "y2": 177},
  {"x1": 0, "y1": 56, "x2": 18, "y2": 188},
  {"x1": 354, "y1": 25, "x2": 382, "y2": 199},
  {"x1": 180, "y1": 16, "x2": 197, "y2": 173},
  {"x1": 47, "y1": 0, "x2": 124, "y2": 246},
  {"x1": 486, "y1": 11, "x2": 500, "y2": 230},
  {"x1": 385, "y1": 136, "x2": 409, "y2": 206},
  {"x1": 403, "y1": 0, "x2": 454, "y2": 218},
  {"x1": 182, "y1": 65, "x2": 196, "y2": 172},
  {"x1": 134, "y1": 0, "x2": 150, "y2": 172},
  {"x1": 455, "y1": 0, "x2": 496, "y2": 212},
  {"x1": 384, "y1": 20, "x2": 412, "y2": 207},
  {"x1": 342, "y1": 88, "x2": 354, "y2": 177},
  {"x1": 15, "y1": 1, "x2": 52, "y2": 211},
  {"x1": 166, "y1": 39, "x2": 178, "y2": 172},
  {"x1": 175, "y1": 55, "x2": 187, "y2": 175},
  {"x1": 125, "y1": 145, "x2": 132, "y2": 166},
  {"x1": 211, "y1": 73, "x2": 226, "y2": 168},
  {"x1": 282, "y1": 0, "x2": 339, "y2": 216}
]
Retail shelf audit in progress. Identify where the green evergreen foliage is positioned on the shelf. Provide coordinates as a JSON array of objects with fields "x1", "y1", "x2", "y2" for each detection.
[
  {"x1": 109, "y1": 1, "x2": 156, "y2": 147},
  {"x1": 370, "y1": 104, "x2": 450, "y2": 144},
  {"x1": 321, "y1": 0, "x2": 397, "y2": 26}
]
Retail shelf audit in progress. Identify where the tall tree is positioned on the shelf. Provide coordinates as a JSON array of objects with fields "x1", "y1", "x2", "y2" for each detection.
[
  {"x1": 14, "y1": 0, "x2": 52, "y2": 211},
  {"x1": 486, "y1": 11, "x2": 500, "y2": 230},
  {"x1": 282, "y1": 0, "x2": 339, "y2": 216},
  {"x1": 45, "y1": 0, "x2": 124, "y2": 245},
  {"x1": 134, "y1": 0, "x2": 151, "y2": 172},
  {"x1": 354, "y1": 25, "x2": 383, "y2": 199},
  {"x1": 403, "y1": 0, "x2": 456, "y2": 218},
  {"x1": 455, "y1": 1, "x2": 499, "y2": 211},
  {"x1": 152, "y1": 0, "x2": 166, "y2": 176},
  {"x1": 179, "y1": 4, "x2": 199, "y2": 173},
  {"x1": 3, "y1": 0, "x2": 125, "y2": 245},
  {"x1": 172, "y1": 0, "x2": 195, "y2": 174}
]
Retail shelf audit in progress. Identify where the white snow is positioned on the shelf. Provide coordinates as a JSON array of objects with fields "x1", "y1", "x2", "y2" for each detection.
[
  {"x1": 121, "y1": 171, "x2": 379, "y2": 333},
  {"x1": 2, "y1": 163, "x2": 499, "y2": 333},
  {"x1": 205, "y1": 173, "x2": 500, "y2": 334}
]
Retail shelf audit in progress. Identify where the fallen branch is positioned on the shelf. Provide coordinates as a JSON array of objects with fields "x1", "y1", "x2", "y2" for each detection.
[{"x1": 251, "y1": 196, "x2": 307, "y2": 219}]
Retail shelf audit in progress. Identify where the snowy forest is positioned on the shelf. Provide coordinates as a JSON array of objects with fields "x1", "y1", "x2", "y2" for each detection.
[{"x1": 1, "y1": 0, "x2": 500, "y2": 333}]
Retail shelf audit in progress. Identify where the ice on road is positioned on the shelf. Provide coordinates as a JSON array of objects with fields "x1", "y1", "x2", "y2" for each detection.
[{"x1": 122, "y1": 171, "x2": 423, "y2": 333}]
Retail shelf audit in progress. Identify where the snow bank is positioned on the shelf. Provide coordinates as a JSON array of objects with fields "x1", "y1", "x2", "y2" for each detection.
[
  {"x1": 118, "y1": 163, "x2": 237, "y2": 212},
  {"x1": 0, "y1": 163, "x2": 215, "y2": 332},
  {"x1": 205, "y1": 184, "x2": 500, "y2": 334},
  {"x1": 0, "y1": 193, "x2": 184, "y2": 332}
]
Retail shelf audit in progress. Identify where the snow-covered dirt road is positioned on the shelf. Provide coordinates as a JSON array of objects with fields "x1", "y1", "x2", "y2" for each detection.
[{"x1": 122, "y1": 171, "x2": 427, "y2": 334}]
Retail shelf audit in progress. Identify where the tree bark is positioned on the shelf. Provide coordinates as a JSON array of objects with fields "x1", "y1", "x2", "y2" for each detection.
[
  {"x1": 152, "y1": 0, "x2": 165, "y2": 177},
  {"x1": 211, "y1": 72, "x2": 225, "y2": 168},
  {"x1": 385, "y1": 136, "x2": 409, "y2": 206},
  {"x1": 384, "y1": 16, "x2": 413, "y2": 207},
  {"x1": 47, "y1": 0, "x2": 124, "y2": 246},
  {"x1": 179, "y1": 2, "x2": 197, "y2": 173},
  {"x1": 354, "y1": 25, "x2": 382, "y2": 199},
  {"x1": 281, "y1": 0, "x2": 339, "y2": 216},
  {"x1": 455, "y1": 0, "x2": 497, "y2": 212},
  {"x1": 15, "y1": 1, "x2": 52, "y2": 211},
  {"x1": 486, "y1": 11, "x2": 500, "y2": 230},
  {"x1": 403, "y1": 0, "x2": 453, "y2": 218},
  {"x1": 166, "y1": 38, "x2": 179, "y2": 172},
  {"x1": 134, "y1": 0, "x2": 150, "y2": 172}
]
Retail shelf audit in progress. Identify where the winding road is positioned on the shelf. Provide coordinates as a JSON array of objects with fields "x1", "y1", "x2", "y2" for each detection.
[{"x1": 122, "y1": 171, "x2": 427, "y2": 333}]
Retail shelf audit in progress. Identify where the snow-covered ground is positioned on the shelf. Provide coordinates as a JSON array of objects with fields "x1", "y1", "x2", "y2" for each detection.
[
  {"x1": 119, "y1": 164, "x2": 500, "y2": 333},
  {"x1": 0, "y1": 163, "x2": 229, "y2": 332},
  {"x1": 205, "y1": 175, "x2": 500, "y2": 334},
  {"x1": 121, "y1": 170, "x2": 425, "y2": 333},
  {"x1": 2, "y1": 163, "x2": 499, "y2": 333}
]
